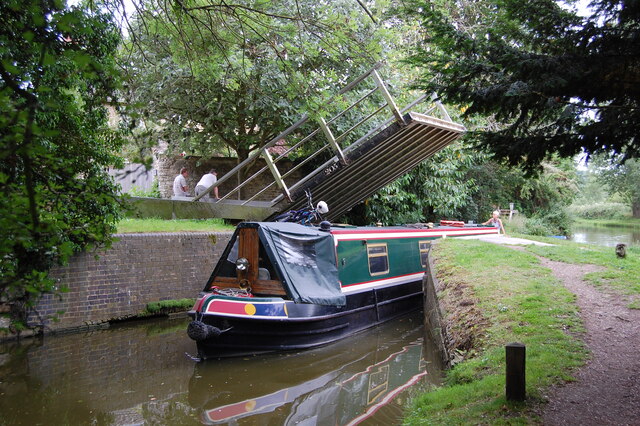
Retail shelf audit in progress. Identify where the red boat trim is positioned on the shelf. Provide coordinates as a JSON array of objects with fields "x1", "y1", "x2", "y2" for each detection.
[
  {"x1": 332, "y1": 228, "x2": 498, "y2": 242},
  {"x1": 331, "y1": 227, "x2": 491, "y2": 235},
  {"x1": 203, "y1": 390, "x2": 287, "y2": 423},
  {"x1": 204, "y1": 299, "x2": 288, "y2": 319}
]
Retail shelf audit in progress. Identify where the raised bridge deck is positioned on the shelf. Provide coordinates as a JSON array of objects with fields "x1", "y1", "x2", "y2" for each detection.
[{"x1": 131, "y1": 64, "x2": 465, "y2": 221}]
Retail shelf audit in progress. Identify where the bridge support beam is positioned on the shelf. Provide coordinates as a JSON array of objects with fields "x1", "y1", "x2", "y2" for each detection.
[
  {"x1": 318, "y1": 117, "x2": 346, "y2": 164},
  {"x1": 262, "y1": 149, "x2": 292, "y2": 202},
  {"x1": 372, "y1": 69, "x2": 406, "y2": 126}
]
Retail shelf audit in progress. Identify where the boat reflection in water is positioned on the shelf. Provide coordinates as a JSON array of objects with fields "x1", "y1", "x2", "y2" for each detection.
[{"x1": 188, "y1": 314, "x2": 443, "y2": 425}]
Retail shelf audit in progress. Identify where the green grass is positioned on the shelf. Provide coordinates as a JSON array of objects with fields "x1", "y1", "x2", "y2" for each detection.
[
  {"x1": 116, "y1": 218, "x2": 234, "y2": 233},
  {"x1": 145, "y1": 298, "x2": 196, "y2": 314},
  {"x1": 574, "y1": 217, "x2": 640, "y2": 229},
  {"x1": 406, "y1": 236, "x2": 640, "y2": 424},
  {"x1": 524, "y1": 237, "x2": 640, "y2": 308},
  {"x1": 405, "y1": 239, "x2": 588, "y2": 424}
]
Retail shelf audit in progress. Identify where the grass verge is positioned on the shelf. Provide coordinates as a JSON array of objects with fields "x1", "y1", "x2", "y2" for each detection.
[
  {"x1": 405, "y1": 238, "x2": 587, "y2": 424},
  {"x1": 406, "y1": 237, "x2": 640, "y2": 424},
  {"x1": 522, "y1": 236, "x2": 640, "y2": 308},
  {"x1": 573, "y1": 217, "x2": 640, "y2": 229},
  {"x1": 117, "y1": 218, "x2": 234, "y2": 233}
]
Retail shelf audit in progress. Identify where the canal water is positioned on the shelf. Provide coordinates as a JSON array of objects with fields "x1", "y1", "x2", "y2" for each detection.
[
  {"x1": 571, "y1": 224, "x2": 640, "y2": 247},
  {"x1": 0, "y1": 312, "x2": 442, "y2": 425}
]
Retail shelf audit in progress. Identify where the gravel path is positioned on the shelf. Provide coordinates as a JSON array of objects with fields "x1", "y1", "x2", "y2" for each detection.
[{"x1": 539, "y1": 257, "x2": 640, "y2": 426}]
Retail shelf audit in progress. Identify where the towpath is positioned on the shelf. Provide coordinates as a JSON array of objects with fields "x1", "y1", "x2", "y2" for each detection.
[
  {"x1": 539, "y1": 258, "x2": 640, "y2": 425},
  {"x1": 463, "y1": 234, "x2": 640, "y2": 424}
]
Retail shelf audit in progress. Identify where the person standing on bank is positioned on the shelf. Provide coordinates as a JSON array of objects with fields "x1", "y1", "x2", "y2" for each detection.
[
  {"x1": 483, "y1": 210, "x2": 507, "y2": 236},
  {"x1": 173, "y1": 167, "x2": 189, "y2": 197},
  {"x1": 195, "y1": 169, "x2": 219, "y2": 200}
]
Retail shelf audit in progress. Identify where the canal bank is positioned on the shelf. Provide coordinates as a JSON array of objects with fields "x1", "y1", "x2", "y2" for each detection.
[
  {"x1": 1, "y1": 232, "x2": 233, "y2": 336},
  {"x1": 406, "y1": 236, "x2": 640, "y2": 424}
]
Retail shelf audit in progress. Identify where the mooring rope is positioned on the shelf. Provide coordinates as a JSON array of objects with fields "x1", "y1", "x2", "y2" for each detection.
[{"x1": 213, "y1": 287, "x2": 253, "y2": 298}]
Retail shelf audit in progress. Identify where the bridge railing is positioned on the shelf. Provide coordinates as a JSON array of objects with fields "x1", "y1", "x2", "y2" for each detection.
[{"x1": 192, "y1": 63, "x2": 453, "y2": 205}]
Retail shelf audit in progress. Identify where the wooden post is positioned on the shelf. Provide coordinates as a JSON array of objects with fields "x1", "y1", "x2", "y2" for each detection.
[{"x1": 505, "y1": 342, "x2": 526, "y2": 401}]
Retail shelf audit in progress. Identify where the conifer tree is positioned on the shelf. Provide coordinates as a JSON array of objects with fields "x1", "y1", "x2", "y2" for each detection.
[{"x1": 404, "y1": 0, "x2": 640, "y2": 168}]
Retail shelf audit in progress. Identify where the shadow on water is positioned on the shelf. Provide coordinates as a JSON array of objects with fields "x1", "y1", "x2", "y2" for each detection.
[{"x1": 0, "y1": 312, "x2": 443, "y2": 425}]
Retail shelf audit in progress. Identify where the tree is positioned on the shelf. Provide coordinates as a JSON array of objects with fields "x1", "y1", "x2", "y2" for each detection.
[
  {"x1": 403, "y1": 0, "x2": 640, "y2": 169},
  {"x1": 345, "y1": 141, "x2": 578, "y2": 226},
  {"x1": 594, "y1": 157, "x2": 640, "y2": 217},
  {"x1": 0, "y1": 0, "x2": 124, "y2": 333},
  {"x1": 119, "y1": 0, "x2": 386, "y2": 163}
]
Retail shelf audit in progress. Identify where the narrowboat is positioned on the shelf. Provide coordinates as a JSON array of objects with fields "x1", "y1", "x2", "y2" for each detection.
[{"x1": 187, "y1": 221, "x2": 499, "y2": 359}]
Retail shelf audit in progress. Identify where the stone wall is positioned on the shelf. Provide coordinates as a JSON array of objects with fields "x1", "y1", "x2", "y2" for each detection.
[
  {"x1": 158, "y1": 156, "x2": 307, "y2": 201},
  {"x1": 38, "y1": 232, "x2": 233, "y2": 331},
  {"x1": 422, "y1": 250, "x2": 451, "y2": 367}
]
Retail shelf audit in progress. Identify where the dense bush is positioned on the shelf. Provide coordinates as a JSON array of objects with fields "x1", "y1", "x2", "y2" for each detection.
[
  {"x1": 534, "y1": 208, "x2": 573, "y2": 236},
  {"x1": 523, "y1": 217, "x2": 550, "y2": 236},
  {"x1": 129, "y1": 179, "x2": 161, "y2": 198},
  {"x1": 506, "y1": 207, "x2": 573, "y2": 237},
  {"x1": 568, "y1": 203, "x2": 630, "y2": 219}
]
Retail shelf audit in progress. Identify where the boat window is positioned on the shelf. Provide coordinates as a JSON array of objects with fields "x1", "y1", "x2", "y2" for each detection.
[
  {"x1": 419, "y1": 241, "x2": 431, "y2": 268},
  {"x1": 367, "y1": 243, "x2": 389, "y2": 276},
  {"x1": 227, "y1": 239, "x2": 239, "y2": 264},
  {"x1": 216, "y1": 238, "x2": 240, "y2": 278},
  {"x1": 279, "y1": 234, "x2": 317, "y2": 268}
]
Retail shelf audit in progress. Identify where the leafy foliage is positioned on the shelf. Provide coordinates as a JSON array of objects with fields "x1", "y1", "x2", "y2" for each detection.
[
  {"x1": 129, "y1": 179, "x2": 161, "y2": 198},
  {"x1": 404, "y1": 0, "x2": 640, "y2": 169},
  {"x1": 568, "y1": 202, "x2": 630, "y2": 219},
  {"x1": 593, "y1": 157, "x2": 640, "y2": 217},
  {"x1": 118, "y1": 0, "x2": 385, "y2": 162},
  {"x1": 361, "y1": 142, "x2": 483, "y2": 224},
  {"x1": 349, "y1": 142, "x2": 578, "y2": 227},
  {"x1": 0, "y1": 0, "x2": 124, "y2": 333},
  {"x1": 465, "y1": 156, "x2": 575, "y2": 215}
]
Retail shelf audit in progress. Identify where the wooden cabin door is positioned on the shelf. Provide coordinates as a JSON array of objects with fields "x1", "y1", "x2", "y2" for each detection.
[
  {"x1": 210, "y1": 226, "x2": 286, "y2": 296},
  {"x1": 237, "y1": 227, "x2": 259, "y2": 286}
]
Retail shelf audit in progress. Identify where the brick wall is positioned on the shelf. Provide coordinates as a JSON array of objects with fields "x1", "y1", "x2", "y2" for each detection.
[
  {"x1": 38, "y1": 232, "x2": 232, "y2": 331},
  {"x1": 158, "y1": 156, "x2": 307, "y2": 201}
]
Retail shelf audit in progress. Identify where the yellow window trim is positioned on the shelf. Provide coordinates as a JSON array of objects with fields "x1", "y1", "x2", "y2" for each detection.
[
  {"x1": 419, "y1": 240, "x2": 431, "y2": 268},
  {"x1": 367, "y1": 242, "x2": 389, "y2": 276}
]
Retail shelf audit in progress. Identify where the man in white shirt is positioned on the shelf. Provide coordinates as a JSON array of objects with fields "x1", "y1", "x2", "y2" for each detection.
[
  {"x1": 173, "y1": 167, "x2": 189, "y2": 196},
  {"x1": 195, "y1": 169, "x2": 219, "y2": 200}
]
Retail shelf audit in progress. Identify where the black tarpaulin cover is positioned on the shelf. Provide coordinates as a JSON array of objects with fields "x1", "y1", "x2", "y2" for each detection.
[{"x1": 257, "y1": 222, "x2": 345, "y2": 307}]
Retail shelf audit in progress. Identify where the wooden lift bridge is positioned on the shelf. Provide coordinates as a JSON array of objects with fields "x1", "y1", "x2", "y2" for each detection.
[{"x1": 151, "y1": 64, "x2": 465, "y2": 222}]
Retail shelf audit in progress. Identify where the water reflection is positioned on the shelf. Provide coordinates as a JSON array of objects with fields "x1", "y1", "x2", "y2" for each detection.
[
  {"x1": 189, "y1": 315, "x2": 442, "y2": 425},
  {"x1": 0, "y1": 313, "x2": 440, "y2": 425},
  {"x1": 572, "y1": 225, "x2": 640, "y2": 247}
]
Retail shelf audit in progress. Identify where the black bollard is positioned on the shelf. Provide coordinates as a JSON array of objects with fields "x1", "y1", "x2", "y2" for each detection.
[{"x1": 506, "y1": 342, "x2": 526, "y2": 401}]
